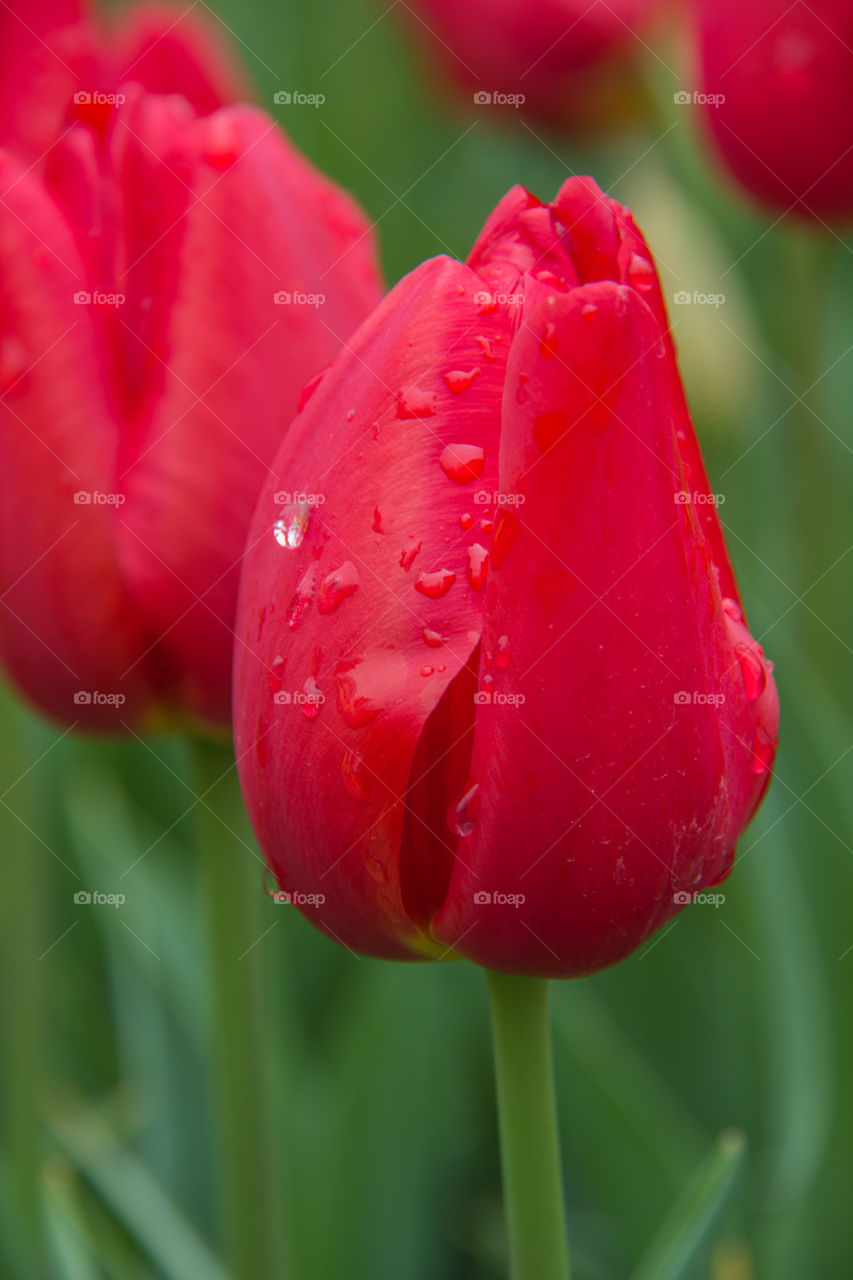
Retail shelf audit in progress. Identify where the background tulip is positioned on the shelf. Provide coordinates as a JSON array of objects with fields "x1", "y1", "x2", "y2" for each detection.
[
  {"x1": 0, "y1": 1, "x2": 250, "y2": 163},
  {"x1": 234, "y1": 175, "x2": 778, "y2": 978},
  {"x1": 397, "y1": 0, "x2": 659, "y2": 125},
  {"x1": 693, "y1": 0, "x2": 853, "y2": 220},
  {"x1": 0, "y1": 92, "x2": 382, "y2": 730}
]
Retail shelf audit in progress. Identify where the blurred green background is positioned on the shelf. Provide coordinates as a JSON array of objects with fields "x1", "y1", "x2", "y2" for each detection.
[{"x1": 1, "y1": 1, "x2": 851, "y2": 1277}]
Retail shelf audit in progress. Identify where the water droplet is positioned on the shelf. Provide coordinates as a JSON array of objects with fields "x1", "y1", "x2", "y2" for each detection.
[
  {"x1": 372, "y1": 507, "x2": 383, "y2": 533},
  {"x1": 447, "y1": 781, "x2": 480, "y2": 837},
  {"x1": 467, "y1": 543, "x2": 489, "y2": 593},
  {"x1": 581, "y1": 303, "x2": 598, "y2": 321},
  {"x1": 297, "y1": 370, "x2": 324, "y2": 412},
  {"x1": 444, "y1": 367, "x2": 481, "y2": 394},
  {"x1": 422, "y1": 628, "x2": 446, "y2": 647},
  {"x1": 202, "y1": 113, "x2": 241, "y2": 169},
  {"x1": 613, "y1": 856, "x2": 626, "y2": 885},
  {"x1": 475, "y1": 335, "x2": 495, "y2": 362},
  {"x1": 495, "y1": 635, "x2": 511, "y2": 668},
  {"x1": 301, "y1": 674, "x2": 323, "y2": 719},
  {"x1": 256, "y1": 606, "x2": 267, "y2": 641},
  {"x1": 534, "y1": 269, "x2": 569, "y2": 292},
  {"x1": 420, "y1": 665, "x2": 434, "y2": 677},
  {"x1": 341, "y1": 749, "x2": 369, "y2": 799},
  {"x1": 287, "y1": 564, "x2": 316, "y2": 629},
  {"x1": 476, "y1": 291, "x2": 497, "y2": 315},
  {"x1": 397, "y1": 387, "x2": 436, "y2": 418},
  {"x1": 267, "y1": 654, "x2": 286, "y2": 692},
  {"x1": 515, "y1": 374, "x2": 529, "y2": 405},
  {"x1": 540, "y1": 321, "x2": 559, "y2": 360},
  {"x1": 736, "y1": 644, "x2": 767, "y2": 702},
  {"x1": 440, "y1": 443, "x2": 486, "y2": 485},
  {"x1": 399, "y1": 540, "x2": 422, "y2": 572},
  {"x1": 752, "y1": 725, "x2": 775, "y2": 774},
  {"x1": 627, "y1": 251, "x2": 656, "y2": 293},
  {"x1": 346, "y1": 408, "x2": 355, "y2": 421},
  {"x1": 318, "y1": 561, "x2": 359, "y2": 613},
  {"x1": 334, "y1": 659, "x2": 379, "y2": 729},
  {"x1": 492, "y1": 509, "x2": 519, "y2": 569},
  {"x1": 722, "y1": 596, "x2": 743, "y2": 622},
  {"x1": 274, "y1": 502, "x2": 311, "y2": 549},
  {"x1": 415, "y1": 569, "x2": 456, "y2": 599},
  {"x1": 460, "y1": 512, "x2": 474, "y2": 531},
  {"x1": 480, "y1": 518, "x2": 493, "y2": 535}
]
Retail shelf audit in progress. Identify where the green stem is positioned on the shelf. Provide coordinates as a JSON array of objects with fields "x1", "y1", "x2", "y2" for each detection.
[
  {"x1": 487, "y1": 971, "x2": 570, "y2": 1280},
  {"x1": 190, "y1": 738, "x2": 283, "y2": 1280}
]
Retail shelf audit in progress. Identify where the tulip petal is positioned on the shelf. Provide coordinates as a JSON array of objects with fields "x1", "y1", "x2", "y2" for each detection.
[
  {"x1": 112, "y1": 100, "x2": 382, "y2": 724},
  {"x1": 235, "y1": 256, "x2": 510, "y2": 957},
  {"x1": 432, "y1": 276, "x2": 778, "y2": 975},
  {"x1": 0, "y1": 153, "x2": 161, "y2": 727}
]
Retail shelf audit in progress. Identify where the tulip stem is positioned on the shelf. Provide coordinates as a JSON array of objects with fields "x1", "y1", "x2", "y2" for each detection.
[
  {"x1": 487, "y1": 971, "x2": 570, "y2": 1280},
  {"x1": 190, "y1": 738, "x2": 283, "y2": 1280}
]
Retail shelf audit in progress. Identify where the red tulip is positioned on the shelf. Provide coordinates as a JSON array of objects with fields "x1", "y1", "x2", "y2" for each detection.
[
  {"x1": 0, "y1": 93, "x2": 382, "y2": 730},
  {"x1": 233, "y1": 176, "x2": 779, "y2": 978},
  {"x1": 399, "y1": 0, "x2": 658, "y2": 124},
  {"x1": 693, "y1": 0, "x2": 853, "y2": 220},
  {"x1": 0, "y1": 1, "x2": 251, "y2": 163}
]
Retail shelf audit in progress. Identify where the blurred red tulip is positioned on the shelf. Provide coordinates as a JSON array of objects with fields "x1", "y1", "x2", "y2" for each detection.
[
  {"x1": 0, "y1": 93, "x2": 382, "y2": 730},
  {"x1": 0, "y1": 0, "x2": 251, "y2": 162},
  {"x1": 234, "y1": 176, "x2": 779, "y2": 978},
  {"x1": 399, "y1": 0, "x2": 658, "y2": 125},
  {"x1": 693, "y1": 0, "x2": 853, "y2": 220}
]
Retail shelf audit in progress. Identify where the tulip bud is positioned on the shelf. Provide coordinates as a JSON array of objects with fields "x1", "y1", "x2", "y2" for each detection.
[
  {"x1": 0, "y1": 95, "x2": 382, "y2": 730},
  {"x1": 693, "y1": 0, "x2": 853, "y2": 220},
  {"x1": 234, "y1": 176, "x2": 779, "y2": 978}
]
